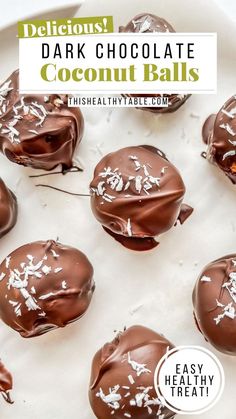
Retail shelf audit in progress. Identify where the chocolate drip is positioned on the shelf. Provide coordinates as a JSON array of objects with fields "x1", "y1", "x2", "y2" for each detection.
[
  {"x1": 29, "y1": 165, "x2": 83, "y2": 178},
  {"x1": 35, "y1": 184, "x2": 90, "y2": 197},
  {"x1": 103, "y1": 226, "x2": 159, "y2": 251},
  {"x1": 177, "y1": 203, "x2": 194, "y2": 224},
  {"x1": 1, "y1": 390, "x2": 14, "y2": 404},
  {"x1": 0, "y1": 360, "x2": 13, "y2": 404}
]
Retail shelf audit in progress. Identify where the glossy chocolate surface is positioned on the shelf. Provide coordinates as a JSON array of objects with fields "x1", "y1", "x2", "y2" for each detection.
[
  {"x1": 202, "y1": 96, "x2": 236, "y2": 184},
  {"x1": 0, "y1": 360, "x2": 13, "y2": 404},
  {"x1": 89, "y1": 325, "x2": 175, "y2": 419},
  {"x1": 119, "y1": 13, "x2": 190, "y2": 113},
  {"x1": 193, "y1": 254, "x2": 236, "y2": 355},
  {"x1": 0, "y1": 70, "x2": 84, "y2": 170},
  {"x1": 90, "y1": 145, "x2": 193, "y2": 251},
  {"x1": 119, "y1": 13, "x2": 175, "y2": 34},
  {"x1": 0, "y1": 178, "x2": 17, "y2": 238},
  {"x1": 0, "y1": 240, "x2": 95, "y2": 338}
]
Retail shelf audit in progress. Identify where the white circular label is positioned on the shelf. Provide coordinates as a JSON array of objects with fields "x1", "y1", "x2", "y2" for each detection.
[{"x1": 154, "y1": 346, "x2": 225, "y2": 415}]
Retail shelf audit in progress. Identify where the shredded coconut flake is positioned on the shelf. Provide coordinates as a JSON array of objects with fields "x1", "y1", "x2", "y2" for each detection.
[
  {"x1": 42, "y1": 265, "x2": 52, "y2": 275},
  {"x1": 96, "y1": 355, "x2": 165, "y2": 417},
  {"x1": 51, "y1": 249, "x2": 59, "y2": 258},
  {"x1": 222, "y1": 109, "x2": 234, "y2": 119},
  {"x1": 31, "y1": 286, "x2": 36, "y2": 294},
  {"x1": 127, "y1": 219, "x2": 132, "y2": 237},
  {"x1": 91, "y1": 154, "x2": 161, "y2": 205},
  {"x1": 62, "y1": 280, "x2": 67, "y2": 289},
  {"x1": 228, "y1": 139, "x2": 236, "y2": 146},
  {"x1": 128, "y1": 375, "x2": 135, "y2": 385},
  {"x1": 5, "y1": 257, "x2": 11, "y2": 268},
  {"x1": 0, "y1": 273, "x2": 5, "y2": 281},
  {"x1": 39, "y1": 292, "x2": 57, "y2": 300},
  {"x1": 96, "y1": 386, "x2": 121, "y2": 410},
  {"x1": 28, "y1": 129, "x2": 39, "y2": 135},
  {"x1": 222, "y1": 150, "x2": 236, "y2": 160},
  {"x1": 138, "y1": 16, "x2": 152, "y2": 32},
  {"x1": 200, "y1": 275, "x2": 211, "y2": 282},
  {"x1": 128, "y1": 352, "x2": 151, "y2": 376},
  {"x1": 213, "y1": 271, "x2": 236, "y2": 324},
  {"x1": 219, "y1": 123, "x2": 236, "y2": 136}
]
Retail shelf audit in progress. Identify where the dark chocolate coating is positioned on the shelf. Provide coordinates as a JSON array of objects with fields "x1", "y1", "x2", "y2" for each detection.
[
  {"x1": 0, "y1": 240, "x2": 95, "y2": 338},
  {"x1": 193, "y1": 254, "x2": 236, "y2": 355},
  {"x1": 0, "y1": 359, "x2": 13, "y2": 404},
  {"x1": 0, "y1": 178, "x2": 17, "y2": 238},
  {"x1": 0, "y1": 70, "x2": 84, "y2": 170},
  {"x1": 89, "y1": 325, "x2": 175, "y2": 419},
  {"x1": 202, "y1": 96, "x2": 236, "y2": 184},
  {"x1": 119, "y1": 13, "x2": 175, "y2": 34},
  {"x1": 119, "y1": 13, "x2": 190, "y2": 114},
  {"x1": 90, "y1": 145, "x2": 193, "y2": 251}
]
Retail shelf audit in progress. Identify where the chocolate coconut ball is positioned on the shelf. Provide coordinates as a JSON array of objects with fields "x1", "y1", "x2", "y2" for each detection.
[
  {"x1": 119, "y1": 13, "x2": 190, "y2": 113},
  {"x1": 202, "y1": 96, "x2": 236, "y2": 184},
  {"x1": 119, "y1": 13, "x2": 175, "y2": 34},
  {"x1": 89, "y1": 325, "x2": 175, "y2": 419},
  {"x1": 0, "y1": 70, "x2": 84, "y2": 170},
  {"x1": 90, "y1": 145, "x2": 193, "y2": 251},
  {"x1": 0, "y1": 240, "x2": 95, "y2": 338},
  {"x1": 0, "y1": 178, "x2": 17, "y2": 238},
  {"x1": 0, "y1": 359, "x2": 13, "y2": 404},
  {"x1": 193, "y1": 254, "x2": 236, "y2": 355}
]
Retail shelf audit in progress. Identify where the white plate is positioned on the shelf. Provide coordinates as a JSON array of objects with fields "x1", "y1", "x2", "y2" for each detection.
[
  {"x1": 0, "y1": 1, "x2": 236, "y2": 419},
  {"x1": 0, "y1": 0, "x2": 84, "y2": 31},
  {"x1": 213, "y1": 0, "x2": 236, "y2": 22}
]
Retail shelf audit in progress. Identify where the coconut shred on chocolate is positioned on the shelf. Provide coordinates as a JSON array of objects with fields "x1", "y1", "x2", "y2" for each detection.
[
  {"x1": 0, "y1": 240, "x2": 95, "y2": 338},
  {"x1": 0, "y1": 178, "x2": 17, "y2": 238},
  {"x1": 0, "y1": 70, "x2": 84, "y2": 170},
  {"x1": 0, "y1": 359, "x2": 13, "y2": 404},
  {"x1": 89, "y1": 325, "x2": 176, "y2": 419},
  {"x1": 119, "y1": 13, "x2": 190, "y2": 113},
  {"x1": 193, "y1": 254, "x2": 236, "y2": 355},
  {"x1": 90, "y1": 145, "x2": 193, "y2": 251},
  {"x1": 202, "y1": 96, "x2": 236, "y2": 184}
]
